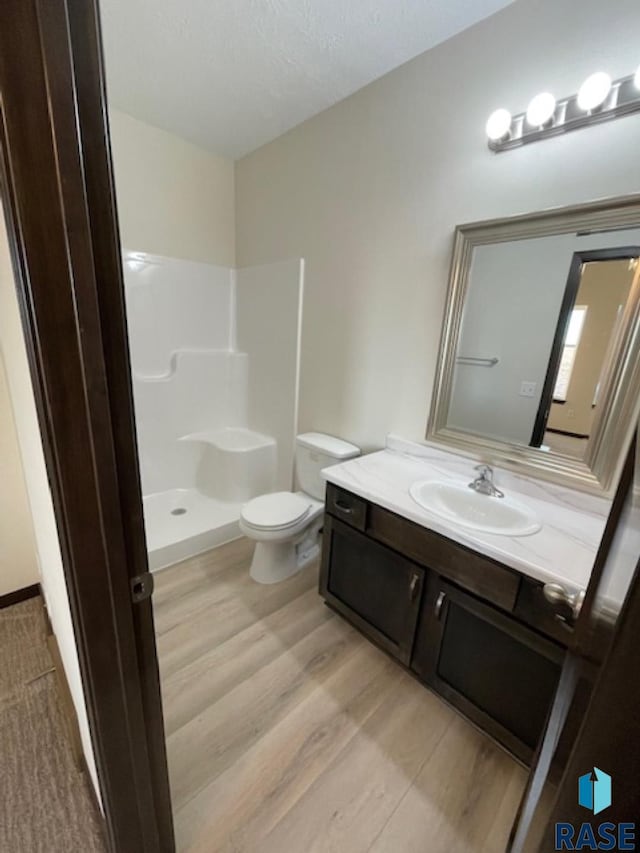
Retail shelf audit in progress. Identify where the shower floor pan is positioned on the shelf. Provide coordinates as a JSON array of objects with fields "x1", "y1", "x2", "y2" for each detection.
[{"x1": 143, "y1": 488, "x2": 242, "y2": 571}]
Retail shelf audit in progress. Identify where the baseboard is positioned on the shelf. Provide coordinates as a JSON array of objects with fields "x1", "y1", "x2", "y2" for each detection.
[{"x1": 0, "y1": 582, "x2": 40, "y2": 610}]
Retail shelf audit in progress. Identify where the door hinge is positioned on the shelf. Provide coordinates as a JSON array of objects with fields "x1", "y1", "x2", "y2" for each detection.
[{"x1": 130, "y1": 572, "x2": 154, "y2": 603}]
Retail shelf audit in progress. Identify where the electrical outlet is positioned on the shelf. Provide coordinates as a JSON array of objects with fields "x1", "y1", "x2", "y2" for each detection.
[{"x1": 519, "y1": 381, "x2": 537, "y2": 398}]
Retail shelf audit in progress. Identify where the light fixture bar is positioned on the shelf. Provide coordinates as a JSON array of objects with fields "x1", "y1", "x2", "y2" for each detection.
[{"x1": 488, "y1": 72, "x2": 640, "y2": 152}]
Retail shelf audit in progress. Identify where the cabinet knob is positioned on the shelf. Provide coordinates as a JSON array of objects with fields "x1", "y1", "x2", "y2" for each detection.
[{"x1": 543, "y1": 583, "x2": 585, "y2": 625}]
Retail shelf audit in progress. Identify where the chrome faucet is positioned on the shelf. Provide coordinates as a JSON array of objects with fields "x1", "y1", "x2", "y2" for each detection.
[{"x1": 468, "y1": 464, "x2": 504, "y2": 498}]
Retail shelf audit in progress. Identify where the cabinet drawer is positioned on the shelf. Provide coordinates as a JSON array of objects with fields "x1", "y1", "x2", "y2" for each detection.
[
  {"x1": 326, "y1": 483, "x2": 367, "y2": 531},
  {"x1": 368, "y1": 503, "x2": 520, "y2": 612}
]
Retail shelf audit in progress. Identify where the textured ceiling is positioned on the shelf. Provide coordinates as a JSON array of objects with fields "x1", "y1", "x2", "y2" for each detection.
[{"x1": 100, "y1": 0, "x2": 516, "y2": 160}]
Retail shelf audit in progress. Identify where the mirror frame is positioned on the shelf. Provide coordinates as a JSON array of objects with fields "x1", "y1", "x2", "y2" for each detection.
[{"x1": 427, "y1": 194, "x2": 640, "y2": 495}]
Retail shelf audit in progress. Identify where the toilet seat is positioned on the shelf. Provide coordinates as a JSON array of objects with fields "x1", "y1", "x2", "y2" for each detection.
[{"x1": 241, "y1": 491, "x2": 311, "y2": 531}]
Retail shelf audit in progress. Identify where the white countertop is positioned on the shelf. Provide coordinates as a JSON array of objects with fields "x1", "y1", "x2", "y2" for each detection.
[{"x1": 322, "y1": 436, "x2": 611, "y2": 593}]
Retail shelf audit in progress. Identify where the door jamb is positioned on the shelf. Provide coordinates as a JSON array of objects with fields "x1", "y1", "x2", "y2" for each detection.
[{"x1": 0, "y1": 1, "x2": 174, "y2": 850}]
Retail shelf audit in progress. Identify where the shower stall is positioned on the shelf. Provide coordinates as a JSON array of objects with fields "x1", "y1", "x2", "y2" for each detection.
[{"x1": 123, "y1": 250, "x2": 303, "y2": 570}]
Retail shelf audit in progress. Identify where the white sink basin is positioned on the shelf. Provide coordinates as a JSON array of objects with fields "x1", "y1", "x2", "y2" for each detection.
[{"x1": 409, "y1": 480, "x2": 541, "y2": 537}]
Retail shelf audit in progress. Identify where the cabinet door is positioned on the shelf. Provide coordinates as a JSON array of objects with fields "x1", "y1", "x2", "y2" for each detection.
[
  {"x1": 413, "y1": 576, "x2": 564, "y2": 763},
  {"x1": 319, "y1": 515, "x2": 424, "y2": 664}
]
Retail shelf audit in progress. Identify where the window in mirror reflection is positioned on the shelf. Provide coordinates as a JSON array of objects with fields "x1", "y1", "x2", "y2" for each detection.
[{"x1": 552, "y1": 305, "x2": 587, "y2": 402}]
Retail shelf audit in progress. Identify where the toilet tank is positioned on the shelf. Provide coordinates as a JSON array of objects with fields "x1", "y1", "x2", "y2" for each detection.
[{"x1": 295, "y1": 432, "x2": 360, "y2": 500}]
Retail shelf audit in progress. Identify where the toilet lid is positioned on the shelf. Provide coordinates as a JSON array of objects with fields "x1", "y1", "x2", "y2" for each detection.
[{"x1": 241, "y1": 492, "x2": 311, "y2": 530}]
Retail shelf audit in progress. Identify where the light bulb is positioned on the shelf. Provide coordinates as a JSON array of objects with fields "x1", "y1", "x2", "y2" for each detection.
[
  {"x1": 577, "y1": 72, "x2": 612, "y2": 111},
  {"x1": 635, "y1": 65, "x2": 640, "y2": 90},
  {"x1": 486, "y1": 108, "x2": 512, "y2": 142},
  {"x1": 526, "y1": 92, "x2": 556, "y2": 127}
]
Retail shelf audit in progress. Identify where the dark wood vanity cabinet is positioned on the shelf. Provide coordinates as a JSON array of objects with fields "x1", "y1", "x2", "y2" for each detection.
[
  {"x1": 319, "y1": 514, "x2": 424, "y2": 665},
  {"x1": 320, "y1": 483, "x2": 567, "y2": 764},
  {"x1": 413, "y1": 575, "x2": 563, "y2": 762}
]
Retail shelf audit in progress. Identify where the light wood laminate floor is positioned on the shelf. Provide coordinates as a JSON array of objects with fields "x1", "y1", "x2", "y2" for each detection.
[{"x1": 153, "y1": 537, "x2": 527, "y2": 853}]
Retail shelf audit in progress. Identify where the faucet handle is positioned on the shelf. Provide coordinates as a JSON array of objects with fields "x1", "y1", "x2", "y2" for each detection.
[
  {"x1": 470, "y1": 463, "x2": 504, "y2": 498},
  {"x1": 474, "y1": 463, "x2": 493, "y2": 477}
]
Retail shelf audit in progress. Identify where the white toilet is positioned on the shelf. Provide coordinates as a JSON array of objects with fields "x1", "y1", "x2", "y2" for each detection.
[{"x1": 240, "y1": 432, "x2": 360, "y2": 584}]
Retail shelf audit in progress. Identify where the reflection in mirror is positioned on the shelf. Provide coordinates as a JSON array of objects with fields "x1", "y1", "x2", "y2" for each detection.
[
  {"x1": 449, "y1": 239, "x2": 639, "y2": 460},
  {"x1": 538, "y1": 254, "x2": 638, "y2": 458},
  {"x1": 449, "y1": 234, "x2": 640, "y2": 460},
  {"x1": 429, "y1": 197, "x2": 640, "y2": 493}
]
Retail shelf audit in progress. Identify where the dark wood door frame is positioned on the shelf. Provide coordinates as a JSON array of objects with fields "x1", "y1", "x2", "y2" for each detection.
[
  {"x1": 537, "y1": 550, "x2": 640, "y2": 846},
  {"x1": 530, "y1": 246, "x2": 640, "y2": 448},
  {"x1": 506, "y1": 437, "x2": 636, "y2": 851},
  {"x1": 0, "y1": 1, "x2": 174, "y2": 851}
]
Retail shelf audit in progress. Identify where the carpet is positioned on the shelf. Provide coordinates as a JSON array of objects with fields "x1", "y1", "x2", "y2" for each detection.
[{"x1": 0, "y1": 597, "x2": 106, "y2": 852}]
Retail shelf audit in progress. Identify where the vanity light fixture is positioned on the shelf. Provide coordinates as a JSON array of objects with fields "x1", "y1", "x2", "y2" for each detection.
[
  {"x1": 487, "y1": 69, "x2": 640, "y2": 152},
  {"x1": 576, "y1": 72, "x2": 611, "y2": 111},
  {"x1": 526, "y1": 92, "x2": 556, "y2": 128},
  {"x1": 486, "y1": 108, "x2": 512, "y2": 142}
]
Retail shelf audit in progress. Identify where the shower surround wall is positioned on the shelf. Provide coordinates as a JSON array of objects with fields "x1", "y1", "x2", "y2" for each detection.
[{"x1": 123, "y1": 250, "x2": 303, "y2": 570}]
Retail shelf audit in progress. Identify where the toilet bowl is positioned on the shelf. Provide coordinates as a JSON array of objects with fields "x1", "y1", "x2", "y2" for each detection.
[
  {"x1": 240, "y1": 433, "x2": 360, "y2": 584},
  {"x1": 239, "y1": 491, "x2": 324, "y2": 584}
]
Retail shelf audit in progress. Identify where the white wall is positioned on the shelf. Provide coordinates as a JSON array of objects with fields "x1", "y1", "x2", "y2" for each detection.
[
  {"x1": 235, "y1": 0, "x2": 640, "y2": 452},
  {"x1": 0, "y1": 210, "x2": 100, "y2": 798},
  {"x1": 109, "y1": 110, "x2": 236, "y2": 266},
  {"x1": 0, "y1": 353, "x2": 40, "y2": 596},
  {"x1": 236, "y1": 260, "x2": 304, "y2": 489}
]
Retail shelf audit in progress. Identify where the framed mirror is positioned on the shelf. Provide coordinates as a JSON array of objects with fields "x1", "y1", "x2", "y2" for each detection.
[{"x1": 427, "y1": 194, "x2": 640, "y2": 494}]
